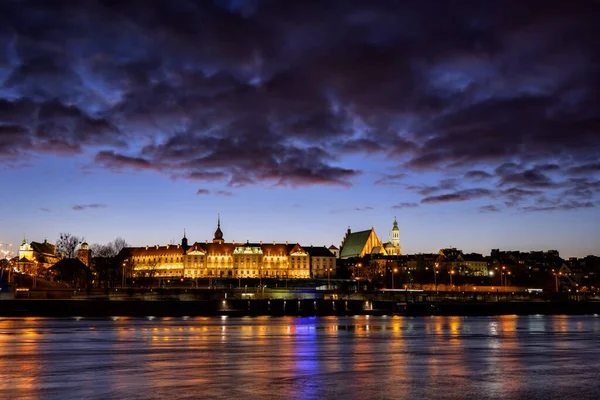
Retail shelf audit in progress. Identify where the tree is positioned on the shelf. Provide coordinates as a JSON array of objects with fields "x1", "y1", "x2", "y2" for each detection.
[
  {"x1": 89, "y1": 243, "x2": 115, "y2": 258},
  {"x1": 89, "y1": 238, "x2": 129, "y2": 288},
  {"x1": 89, "y1": 237, "x2": 129, "y2": 259},
  {"x1": 112, "y1": 237, "x2": 128, "y2": 254},
  {"x1": 56, "y1": 233, "x2": 84, "y2": 258}
]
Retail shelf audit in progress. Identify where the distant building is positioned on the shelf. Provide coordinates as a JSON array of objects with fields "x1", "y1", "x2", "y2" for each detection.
[
  {"x1": 306, "y1": 246, "x2": 337, "y2": 279},
  {"x1": 49, "y1": 258, "x2": 91, "y2": 288},
  {"x1": 328, "y1": 244, "x2": 340, "y2": 258},
  {"x1": 437, "y1": 248, "x2": 465, "y2": 272},
  {"x1": 462, "y1": 253, "x2": 488, "y2": 276}
]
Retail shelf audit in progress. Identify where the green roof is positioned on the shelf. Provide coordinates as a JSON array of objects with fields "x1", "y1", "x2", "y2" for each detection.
[{"x1": 340, "y1": 230, "x2": 372, "y2": 259}]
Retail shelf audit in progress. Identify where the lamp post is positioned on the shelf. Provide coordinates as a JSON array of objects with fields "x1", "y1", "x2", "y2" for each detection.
[
  {"x1": 449, "y1": 270, "x2": 455, "y2": 290},
  {"x1": 392, "y1": 268, "x2": 398, "y2": 289},
  {"x1": 327, "y1": 267, "x2": 331, "y2": 290},
  {"x1": 434, "y1": 263, "x2": 438, "y2": 291},
  {"x1": 122, "y1": 262, "x2": 126, "y2": 289},
  {"x1": 33, "y1": 260, "x2": 38, "y2": 289}
]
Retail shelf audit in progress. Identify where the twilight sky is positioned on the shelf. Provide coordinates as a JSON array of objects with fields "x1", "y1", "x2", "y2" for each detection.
[{"x1": 1, "y1": 0, "x2": 599, "y2": 258}]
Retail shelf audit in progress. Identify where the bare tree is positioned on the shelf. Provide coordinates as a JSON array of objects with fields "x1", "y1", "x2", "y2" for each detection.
[
  {"x1": 89, "y1": 237, "x2": 129, "y2": 259},
  {"x1": 56, "y1": 233, "x2": 83, "y2": 258},
  {"x1": 89, "y1": 243, "x2": 115, "y2": 258},
  {"x1": 112, "y1": 237, "x2": 129, "y2": 255}
]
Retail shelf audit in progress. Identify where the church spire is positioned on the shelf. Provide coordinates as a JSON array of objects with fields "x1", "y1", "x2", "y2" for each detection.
[{"x1": 213, "y1": 214, "x2": 224, "y2": 244}]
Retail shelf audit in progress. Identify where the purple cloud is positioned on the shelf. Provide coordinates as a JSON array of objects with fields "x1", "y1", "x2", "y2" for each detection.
[
  {"x1": 0, "y1": 0, "x2": 597, "y2": 210},
  {"x1": 72, "y1": 204, "x2": 107, "y2": 211}
]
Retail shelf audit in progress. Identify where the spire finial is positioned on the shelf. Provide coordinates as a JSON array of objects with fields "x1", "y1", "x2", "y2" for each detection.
[
  {"x1": 218, "y1": 213, "x2": 220, "y2": 227},
  {"x1": 184, "y1": 228, "x2": 187, "y2": 238}
]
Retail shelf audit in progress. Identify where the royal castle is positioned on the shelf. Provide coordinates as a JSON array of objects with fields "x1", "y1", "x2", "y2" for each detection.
[
  {"x1": 121, "y1": 216, "x2": 402, "y2": 280},
  {"x1": 122, "y1": 217, "x2": 338, "y2": 280}
]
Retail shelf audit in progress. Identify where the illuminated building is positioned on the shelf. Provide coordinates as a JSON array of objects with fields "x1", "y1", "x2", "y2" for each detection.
[
  {"x1": 340, "y1": 227, "x2": 385, "y2": 259},
  {"x1": 340, "y1": 217, "x2": 401, "y2": 259},
  {"x1": 384, "y1": 217, "x2": 402, "y2": 256},
  {"x1": 122, "y1": 218, "x2": 336, "y2": 280},
  {"x1": 16, "y1": 237, "x2": 61, "y2": 272}
]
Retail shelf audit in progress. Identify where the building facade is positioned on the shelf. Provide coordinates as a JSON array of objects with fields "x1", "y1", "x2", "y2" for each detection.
[
  {"x1": 16, "y1": 238, "x2": 61, "y2": 272},
  {"x1": 122, "y1": 220, "x2": 336, "y2": 280}
]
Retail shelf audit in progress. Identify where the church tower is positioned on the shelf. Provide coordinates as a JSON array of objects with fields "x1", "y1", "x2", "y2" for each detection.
[
  {"x1": 392, "y1": 217, "x2": 400, "y2": 251},
  {"x1": 212, "y1": 214, "x2": 224, "y2": 244}
]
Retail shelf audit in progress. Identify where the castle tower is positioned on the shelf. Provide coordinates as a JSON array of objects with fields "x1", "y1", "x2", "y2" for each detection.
[
  {"x1": 77, "y1": 242, "x2": 90, "y2": 266},
  {"x1": 181, "y1": 229, "x2": 190, "y2": 254},
  {"x1": 213, "y1": 214, "x2": 224, "y2": 244}
]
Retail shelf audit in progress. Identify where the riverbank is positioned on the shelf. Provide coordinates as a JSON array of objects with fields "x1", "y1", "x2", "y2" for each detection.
[{"x1": 1, "y1": 299, "x2": 599, "y2": 317}]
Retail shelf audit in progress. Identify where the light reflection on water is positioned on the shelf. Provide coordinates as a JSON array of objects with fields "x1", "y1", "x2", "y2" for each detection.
[{"x1": 1, "y1": 315, "x2": 600, "y2": 399}]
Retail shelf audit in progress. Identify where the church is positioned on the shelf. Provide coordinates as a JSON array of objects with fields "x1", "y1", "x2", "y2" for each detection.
[
  {"x1": 121, "y1": 217, "x2": 337, "y2": 280},
  {"x1": 339, "y1": 217, "x2": 401, "y2": 259}
]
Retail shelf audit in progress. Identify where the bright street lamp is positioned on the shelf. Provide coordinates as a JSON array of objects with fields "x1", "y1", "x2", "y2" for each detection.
[{"x1": 392, "y1": 268, "x2": 398, "y2": 289}]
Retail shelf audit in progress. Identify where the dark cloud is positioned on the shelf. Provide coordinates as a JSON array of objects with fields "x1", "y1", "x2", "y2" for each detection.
[
  {"x1": 72, "y1": 204, "x2": 107, "y2": 211},
  {"x1": 94, "y1": 151, "x2": 157, "y2": 171},
  {"x1": 479, "y1": 205, "x2": 500, "y2": 213},
  {"x1": 498, "y1": 167, "x2": 559, "y2": 188},
  {"x1": 501, "y1": 187, "x2": 544, "y2": 207},
  {"x1": 354, "y1": 206, "x2": 374, "y2": 212},
  {"x1": 374, "y1": 173, "x2": 407, "y2": 186},
  {"x1": 520, "y1": 200, "x2": 595, "y2": 212},
  {"x1": 215, "y1": 190, "x2": 233, "y2": 197},
  {"x1": 406, "y1": 179, "x2": 460, "y2": 196},
  {"x1": 0, "y1": 0, "x2": 598, "y2": 207},
  {"x1": 567, "y1": 163, "x2": 600, "y2": 175},
  {"x1": 421, "y1": 188, "x2": 492, "y2": 204},
  {"x1": 465, "y1": 170, "x2": 493, "y2": 180},
  {"x1": 392, "y1": 202, "x2": 418, "y2": 209},
  {"x1": 40, "y1": 208, "x2": 51, "y2": 212},
  {"x1": 196, "y1": 189, "x2": 210, "y2": 196}
]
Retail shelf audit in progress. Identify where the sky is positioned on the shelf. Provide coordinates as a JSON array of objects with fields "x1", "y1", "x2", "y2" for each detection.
[{"x1": 0, "y1": 0, "x2": 599, "y2": 258}]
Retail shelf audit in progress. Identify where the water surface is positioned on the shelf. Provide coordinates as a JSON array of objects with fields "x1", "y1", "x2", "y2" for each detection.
[{"x1": 1, "y1": 315, "x2": 599, "y2": 399}]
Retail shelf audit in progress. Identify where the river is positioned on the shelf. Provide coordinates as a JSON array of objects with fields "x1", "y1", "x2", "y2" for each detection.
[{"x1": 1, "y1": 315, "x2": 599, "y2": 399}]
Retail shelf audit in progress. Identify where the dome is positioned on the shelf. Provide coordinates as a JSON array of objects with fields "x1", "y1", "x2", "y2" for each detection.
[
  {"x1": 80, "y1": 242, "x2": 89, "y2": 250},
  {"x1": 384, "y1": 241, "x2": 395, "y2": 250},
  {"x1": 392, "y1": 217, "x2": 399, "y2": 230}
]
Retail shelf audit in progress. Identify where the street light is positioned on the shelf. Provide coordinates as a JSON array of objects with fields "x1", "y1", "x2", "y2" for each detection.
[
  {"x1": 33, "y1": 260, "x2": 38, "y2": 289},
  {"x1": 434, "y1": 263, "x2": 439, "y2": 291},
  {"x1": 449, "y1": 270, "x2": 455, "y2": 290},
  {"x1": 553, "y1": 269, "x2": 560, "y2": 292},
  {"x1": 392, "y1": 268, "x2": 398, "y2": 289},
  {"x1": 122, "y1": 262, "x2": 126, "y2": 289},
  {"x1": 327, "y1": 267, "x2": 332, "y2": 290}
]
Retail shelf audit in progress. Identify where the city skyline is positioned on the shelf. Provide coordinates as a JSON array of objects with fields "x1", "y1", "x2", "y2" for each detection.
[{"x1": 1, "y1": 1, "x2": 599, "y2": 258}]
